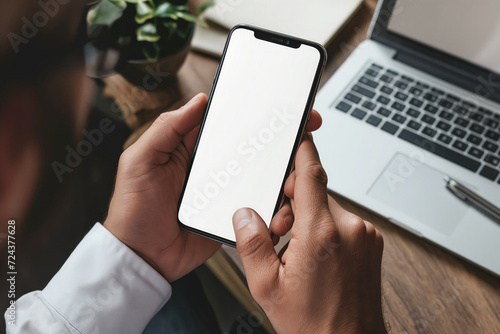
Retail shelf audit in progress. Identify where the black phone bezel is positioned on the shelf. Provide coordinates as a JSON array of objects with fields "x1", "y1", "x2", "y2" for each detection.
[{"x1": 177, "y1": 25, "x2": 327, "y2": 247}]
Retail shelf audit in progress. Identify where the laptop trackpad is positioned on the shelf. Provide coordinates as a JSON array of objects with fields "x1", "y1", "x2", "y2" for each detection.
[{"x1": 368, "y1": 153, "x2": 468, "y2": 235}]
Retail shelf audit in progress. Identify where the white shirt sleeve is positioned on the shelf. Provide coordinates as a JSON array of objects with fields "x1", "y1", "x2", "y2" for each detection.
[{"x1": 5, "y1": 223, "x2": 172, "y2": 334}]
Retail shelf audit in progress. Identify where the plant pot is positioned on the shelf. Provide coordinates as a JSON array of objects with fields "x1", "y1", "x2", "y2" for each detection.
[{"x1": 119, "y1": 25, "x2": 194, "y2": 89}]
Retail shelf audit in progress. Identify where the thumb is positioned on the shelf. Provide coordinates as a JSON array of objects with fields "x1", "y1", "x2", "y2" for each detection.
[
  {"x1": 129, "y1": 93, "x2": 207, "y2": 165},
  {"x1": 233, "y1": 208, "x2": 280, "y2": 296}
]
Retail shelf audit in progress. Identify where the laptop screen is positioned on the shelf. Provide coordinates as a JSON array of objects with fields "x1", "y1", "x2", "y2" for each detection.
[{"x1": 387, "y1": 0, "x2": 500, "y2": 74}]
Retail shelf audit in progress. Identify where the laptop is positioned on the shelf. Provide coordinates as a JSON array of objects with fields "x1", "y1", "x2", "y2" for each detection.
[{"x1": 314, "y1": 0, "x2": 500, "y2": 276}]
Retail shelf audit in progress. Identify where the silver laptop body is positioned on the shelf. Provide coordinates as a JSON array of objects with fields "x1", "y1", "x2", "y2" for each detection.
[{"x1": 314, "y1": 0, "x2": 500, "y2": 276}]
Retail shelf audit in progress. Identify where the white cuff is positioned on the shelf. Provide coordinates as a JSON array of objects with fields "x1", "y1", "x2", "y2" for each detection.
[{"x1": 43, "y1": 223, "x2": 171, "y2": 334}]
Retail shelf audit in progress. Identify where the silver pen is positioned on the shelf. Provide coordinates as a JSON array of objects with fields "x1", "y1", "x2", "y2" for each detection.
[{"x1": 444, "y1": 176, "x2": 500, "y2": 223}]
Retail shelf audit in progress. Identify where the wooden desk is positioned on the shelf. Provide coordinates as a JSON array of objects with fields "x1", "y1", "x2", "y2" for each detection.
[{"x1": 103, "y1": 1, "x2": 500, "y2": 332}]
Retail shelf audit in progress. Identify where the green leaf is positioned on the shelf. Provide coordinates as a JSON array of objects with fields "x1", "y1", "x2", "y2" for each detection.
[
  {"x1": 136, "y1": 23, "x2": 160, "y2": 42},
  {"x1": 176, "y1": 11, "x2": 206, "y2": 27},
  {"x1": 87, "y1": 0, "x2": 126, "y2": 27},
  {"x1": 156, "y1": 3, "x2": 177, "y2": 18},
  {"x1": 109, "y1": 0, "x2": 126, "y2": 8},
  {"x1": 142, "y1": 42, "x2": 160, "y2": 62},
  {"x1": 196, "y1": 1, "x2": 215, "y2": 16},
  {"x1": 135, "y1": 1, "x2": 154, "y2": 24}
]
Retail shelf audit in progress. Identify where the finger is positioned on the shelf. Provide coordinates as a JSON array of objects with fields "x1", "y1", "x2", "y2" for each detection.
[
  {"x1": 293, "y1": 134, "x2": 330, "y2": 226},
  {"x1": 183, "y1": 124, "x2": 202, "y2": 156},
  {"x1": 269, "y1": 201, "x2": 294, "y2": 237},
  {"x1": 305, "y1": 109, "x2": 322, "y2": 132},
  {"x1": 284, "y1": 170, "x2": 296, "y2": 199},
  {"x1": 233, "y1": 208, "x2": 280, "y2": 297},
  {"x1": 271, "y1": 234, "x2": 280, "y2": 246},
  {"x1": 132, "y1": 93, "x2": 207, "y2": 164}
]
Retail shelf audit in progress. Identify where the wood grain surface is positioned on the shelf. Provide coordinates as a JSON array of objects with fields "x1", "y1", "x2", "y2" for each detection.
[{"x1": 104, "y1": 1, "x2": 500, "y2": 332}]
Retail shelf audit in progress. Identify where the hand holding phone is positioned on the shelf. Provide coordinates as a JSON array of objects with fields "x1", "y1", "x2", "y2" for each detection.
[{"x1": 178, "y1": 25, "x2": 326, "y2": 245}]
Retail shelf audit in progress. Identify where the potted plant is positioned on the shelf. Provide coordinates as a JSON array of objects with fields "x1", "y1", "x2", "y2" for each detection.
[{"x1": 86, "y1": 0, "x2": 213, "y2": 85}]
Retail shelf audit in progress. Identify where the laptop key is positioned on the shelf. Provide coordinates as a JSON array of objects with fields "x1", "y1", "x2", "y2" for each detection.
[
  {"x1": 466, "y1": 134, "x2": 482, "y2": 146},
  {"x1": 351, "y1": 108, "x2": 367, "y2": 120},
  {"x1": 395, "y1": 92, "x2": 408, "y2": 101},
  {"x1": 422, "y1": 114, "x2": 436, "y2": 125},
  {"x1": 345, "y1": 93, "x2": 361, "y2": 104},
  {"x1": 479, "y1": 166, "x2": 499, "y2": 181},
  {"x1": 392, "y1": 114, "x2": 407, "y2": 124},
  {"x1": 401, "y1": 75, "x2": 414, "y2": 82},
  {"x1": 362, "y1": 101, "x2": 377, "y2": 111},
  {"x1": 439, "y1": 110, "x2": 453, "y2": 121},
  {"x1": 335, "y1": 101, "x2": 352, "y2": 113},
  {"x1": 380, "y1": 74, "x2": 393, "y2": 83},
  {"x1": 438, "y1": 99, "x2": 453, "y2": 109},
  {"x1": 422, "y1": 126, "x2": 437, "y2": 138},
  {"x1": 381, "y1": 121, "x2": 399, "y2": 135},
  {"x1": 485, "y1": 118, "x2": 499, "y2": 129},
  {"x1": 365, "y1": 68, "x2": 379, "y2": 77},
  {"x1": 352, "y1": 84, "x2": 375, "y2": 98},
  {"x1": 409, "y1": 87, "x2": 423, "y2": 96},
  {"x1": 470, "y1": 112, "x2": 483, "y2": 122},
  {"x1": 398, "y1": 129, "x2": 481, "y2": 172},
  {"x1": 377, "y1": 107, "x2": 391, "y2": 117},
  {"x1": 371, "y1": 63, "x2": 383, "y2": 70},
  {"x1": 483, "y1": 141, "x2": 499, "y2": 153},
  {"x1": 453, "y1": 106, "x2": 468, "y2": 115},
  {"x1": 452, "y1": 140, "x2": 468, "y2": 152},
  {"x1": 438, "y1": 133, "x2": 452, "y2": 144},
  {"x1": 454, "y1": 117, "x2": 469, "y2": 128},
  {"x1": 423, "y1": 93, "x2": 438, "y2": 102},
  {"x1": 366, "y1": 115, "x2": 382, "y2": 127},
  {"x1": 359, "y1": 76, "x2": 378, "y2": 89},
  {"x1": 394, "y1": 81, "x2": 408, "y2": 90},
  {"x1": 431, "y1": 87, "x2": 444, "y2": 95},
  {"x1": 386, "y1": 69, "x2": 398, "y2": 75},
  {"x1": 470, "y1": 123, "x2": 485, "y2": 134},
  {"x1": 424, "y1": 104, "x2": 439, "y2": 114},
  {"x1": 436, "y1": 121, "x2": 451, "y2": 132},
  {"x1": 408, "y1": 120, "x2": 422, "y2": 131},
  {"x1": 484, "y1": 155, "x2": 500, "y2": 166},
  {"x1": 485, "y1": 130, "x2": 500, "y2": 141},
  {"x1": 407, "y1": 108, "x2": 421, "y2": 118},
  {"x1": 409, "y1": 98, "x2": 423, "y2": 107},
  {"x1": 468, "y1": 147, "x2": 484, "y2": 159},
  {"x1": 462, "y1": 101, "x2": 476, "y2": 109},
  {"x1": 392, "y1": 101, "x2": 405, "y2": 111},
  {"x1": 446, "y1": 93, "x2": 460, "y2": 102},
  {"x1": 451, "y1": 127, "x2": 466, "y2": 138},
  {"x1": 377, "y1": 95, "x2": 391, "y2": 105},
  {"x1": 381, "y1": 85, "x2": 394, "y2": 95}
]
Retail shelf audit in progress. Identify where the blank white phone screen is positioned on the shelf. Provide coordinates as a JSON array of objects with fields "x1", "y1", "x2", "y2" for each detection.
[{"x1": 178, "y1": 28, "x2": 321, "y2": 242}]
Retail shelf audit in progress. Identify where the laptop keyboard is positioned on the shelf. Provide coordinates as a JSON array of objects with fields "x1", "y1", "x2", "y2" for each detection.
[{"x1": 333, "y1": 63, "x2": 500, "y2": 183}]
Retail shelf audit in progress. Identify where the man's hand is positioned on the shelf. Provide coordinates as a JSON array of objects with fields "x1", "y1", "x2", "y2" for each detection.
[
  {"x1": 233, "y1": 135, "x2": 386, "y2": 333},
  {"x1": 104, "y1": 93, "x2": 323, "y2": 283},
  {"x1": 104, "y1": 93, "x2": 220, "y2": 282}
]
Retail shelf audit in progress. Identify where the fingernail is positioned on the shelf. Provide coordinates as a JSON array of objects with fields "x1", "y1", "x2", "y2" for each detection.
[
  {"x1": 233, "y1": 208, "x2": 253, "y2": 230},
  {"x1": 184, "y1": 93, "x2": 201, "y2": 108}
]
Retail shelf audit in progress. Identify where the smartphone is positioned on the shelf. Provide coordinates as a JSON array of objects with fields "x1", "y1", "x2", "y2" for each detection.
[{"x1": 178, "y1": 25, "x2": 326, "y2": 246}]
